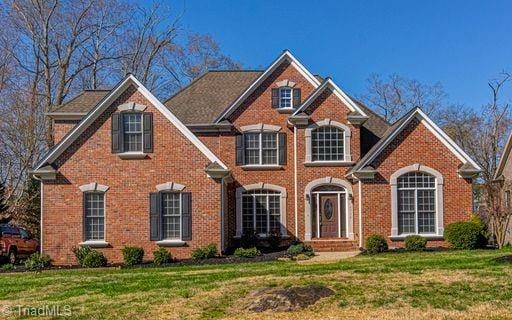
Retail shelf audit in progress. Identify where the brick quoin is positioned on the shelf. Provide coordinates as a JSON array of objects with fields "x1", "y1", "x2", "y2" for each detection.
[{"x1": 43, "y1": 58, "x2": 476, "y2": 265}]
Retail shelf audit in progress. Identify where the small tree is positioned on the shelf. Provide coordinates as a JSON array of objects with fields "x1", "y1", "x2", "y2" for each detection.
[{"x1": 486, "y1": 182, "x2": 512, "y2": 248}]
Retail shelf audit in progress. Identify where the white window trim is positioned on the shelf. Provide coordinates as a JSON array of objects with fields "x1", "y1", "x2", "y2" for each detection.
[
  {"x1": 235, "y1": 183, "x2": 287, "y2": 237},
  {"x1": 240, "y1": 125, "x2": 281, "y2": 166},
  {"x1": 120, "y1": 111, "x2": 144, "y2": 154},
  {"x1": 79, "y1": 183, "x2": 109, "y2": 244},
  {"x1": 390, "y1": 164, "x2": 444, "y2": 238},
  {"x1": 117, "y1": 102, "x2": 147, "y2": 112},
  {"x1": 278, "y1": 87, "x2": 293, "y2": 109},
  {"x1": 305, "y1": 119, "x2": 352, "y2": 164},
  {"x1": 160, "y1": 191, "x2": 183, "y2": 241}
]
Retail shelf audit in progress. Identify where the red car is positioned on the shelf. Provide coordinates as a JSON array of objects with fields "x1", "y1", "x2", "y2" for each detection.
[{"x1": 0, "y1": 224, "x2": 39, "y2": 264}]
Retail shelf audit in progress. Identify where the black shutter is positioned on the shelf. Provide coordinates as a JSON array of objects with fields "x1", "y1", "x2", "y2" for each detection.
[
  {"x1": 271, "y1": 88, "x2": 279, "y2": 108},
  {"x1": 278, "y1": 132, "x2": 287, "y2": 165},
  {"x1": 143, "y1": 112, "x2": 153, "y2": 153},
  {"x1": 293, "y1": 88, "x2": 301, "y2": 108},
  {"x1": 111, "y1": 113, "x2": 122, "y2": 153},
  {"x1": 82, "y1": 194, "x2": 86, "y2": 241},
  {"x1": 181, "y1": 192, "x2": 192, "y2": 241},
  {"x1": 150, "y1": 192, "x2": 161, "y2": 241},
  {"x1": 235, "y1": 134, "x2": 245, "y2": 165}
]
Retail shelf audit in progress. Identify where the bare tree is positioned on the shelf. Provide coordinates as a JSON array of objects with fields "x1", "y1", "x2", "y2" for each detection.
[
  {"x1": 359, "y1": 73, "x2": 447, "y2": 122},
  {"x1": 441, "y1": 73, "x2": 512, "y2": 248}
]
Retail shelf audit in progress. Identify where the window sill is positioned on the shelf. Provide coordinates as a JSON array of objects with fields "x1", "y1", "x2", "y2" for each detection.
[
  {"x1": 156, "y1": 240, "x2": 186, "y2": 247},
  {"x1": 276, "y1": 108, "x2": 295, "y2": 114},
  {"x1": 389, "y1": 235, "x2": 444, "y2": 241},
  {"x1": 234, "y1": 234, "x2": 290, "y2": 239},
  {"x1": 241, "y1": 165, "x2": 283, "y2": 171},
  {"x1": 118, "y1": 152, "x2": 147, "y2": 159},
  {"x1": 303, "y1": 161, "x2": 355, "y2": 167},
  {"x1": 79, "y1": 241, "x2": 109, "y2": 248}
]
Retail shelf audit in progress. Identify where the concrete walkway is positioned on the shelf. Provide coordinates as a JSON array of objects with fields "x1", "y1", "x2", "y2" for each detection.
[{"x1": 298, "y1": 251, "x2": 360, "y2": 265}]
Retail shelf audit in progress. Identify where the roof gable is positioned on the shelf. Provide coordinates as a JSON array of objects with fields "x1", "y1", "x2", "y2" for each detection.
[
  {"x1": 350, "y1": 107, "x2": 481, "y2": 175},
  {"x1": 292, "y1": 78, "x2": 368, "y2": 118},
  {"x1": 34, "y1": 74, "x2": 227, "y2": 171},
  {"x1": 495, "y1": 131, "x2": 512, "y2": 180},
  {"x1": 214, "y1": 50, "x2": 321, "y2": 123}
]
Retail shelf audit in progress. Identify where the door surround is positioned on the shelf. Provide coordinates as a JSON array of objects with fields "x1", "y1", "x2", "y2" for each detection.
[
  {"x1": 312, "y1": 191, "x2": 346, "y2": 238},
  {"x1": 304, "y1": 177, "x2": 354, "y2": 241}
]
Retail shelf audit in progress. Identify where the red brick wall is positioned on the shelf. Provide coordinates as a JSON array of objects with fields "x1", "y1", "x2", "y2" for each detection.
[
  {"x1": 43, "y1": 84, "x2": 222, "y2": 265},
  {"x1": 53, "y1": 120, "x2": 79, "y2": 144},
  {"x1": 361, "y1": 118, "x2": 473, "y2": 247}
]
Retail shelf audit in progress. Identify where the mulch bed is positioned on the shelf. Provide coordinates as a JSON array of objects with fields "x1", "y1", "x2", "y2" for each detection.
[
  {"x1": 494, "y1": 255, "x2": 512, "y2": 263},
  {"x1": 246, "y1": 285, "x2": 334, "y2": 312}
]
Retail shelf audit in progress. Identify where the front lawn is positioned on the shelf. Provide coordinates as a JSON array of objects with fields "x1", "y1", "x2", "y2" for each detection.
[{"x1": 1, "y1": 249, "x2": 511, "y2": 319}]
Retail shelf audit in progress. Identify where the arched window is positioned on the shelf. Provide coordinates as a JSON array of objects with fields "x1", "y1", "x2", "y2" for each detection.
[
  {"x1": 312, "y1": 126, "x2": 345, "y2": 161},
  {"x1": 397, "y1": 172, "x2": 436, "y2": 235}
]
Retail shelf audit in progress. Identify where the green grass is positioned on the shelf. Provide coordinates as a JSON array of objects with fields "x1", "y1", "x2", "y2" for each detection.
[{"x1": 1, "y1": 249, "x2": 511, "y2": 319}]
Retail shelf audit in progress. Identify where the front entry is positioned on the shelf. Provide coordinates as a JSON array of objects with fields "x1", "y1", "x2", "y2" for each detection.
[{"x1": 319, "y1": 194, "x2": 339, "y2": 237}]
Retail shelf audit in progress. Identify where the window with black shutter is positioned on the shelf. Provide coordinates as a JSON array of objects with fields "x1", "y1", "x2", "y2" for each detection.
[
  {"x1": 112, "y1": 112, "x2": 153, "y2": 154},
  {"x1": 149, "y1": 191, "x2": 192, "y2": 241}
]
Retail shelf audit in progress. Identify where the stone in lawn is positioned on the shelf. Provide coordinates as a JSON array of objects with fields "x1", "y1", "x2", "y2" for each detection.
[
  {"x1": 246, "y1": 285, "x2": 334, "y2": 312},
  {"x1": 494, "y1": 255, "x2": 512, "y2": 263}
]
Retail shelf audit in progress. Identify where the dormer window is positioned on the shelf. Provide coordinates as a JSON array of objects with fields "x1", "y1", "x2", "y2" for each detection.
[{"x1": 279, "y1": 87, "x2": 293, "y2": 108}]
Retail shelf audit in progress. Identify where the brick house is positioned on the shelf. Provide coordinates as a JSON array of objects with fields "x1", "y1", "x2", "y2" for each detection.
[{"x1": 32, "y1": 51, "x2": 481, "y2": 265}]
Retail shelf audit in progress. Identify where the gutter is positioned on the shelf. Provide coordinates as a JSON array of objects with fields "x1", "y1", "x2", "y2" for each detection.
[
  {"x1": 293, "y1": 126, "x2": 298, "y2": 238},
  {"x1": 187, "y1": 122, "x2": 233, "y2": 133},
  {"x1": 45, "y1": 112, "x2": 87, "y2": 121}
]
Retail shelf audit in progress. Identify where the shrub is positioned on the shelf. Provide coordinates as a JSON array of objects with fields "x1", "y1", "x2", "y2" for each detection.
[
  {"x1": 240, "y1": 230, "x2": 258, "y2": 248},
  {"x1": 471, "y1": 213, "x2": 488, "y2": 246},
  {"x1": 404, "y1": 235, "x2": 427, "y2": 251},
  {"x1": 1, "y1": 263, "x2": 14, "y2": 272},
  {"x1": 122, "y1": 246, "x2": 145, "y2": 266},
  {"x1": 24, "y1": 253, "x2": 51, "y2": 272},
  {"x1": 365, "y1": 235, "x2": 388, "y2": 254},
  {"x1": 287, "y1": 243, "x2": 304, "y2": 256},
  {"x1": 191, "y1": 243, "x2": 217, "y2": 260},
  {"x1": 72, "y1": 246, "x2": 92, "y2": 266},
  {"x1": 153, "y1": 247, "x2": 172, "y2": 266},
  {"x1": 303, "y1": 245, "x2": 315, "y2": 257},
  {"x1": 444, "y1": 221, "x2": 484, "y2": 249},
  {"x1": 234, "y1": 247, "x2": 260, "y2": 258},
  {"x1": 82, "y1": 250, "x2": 107, "y2": 268},
  {"x1": 267, "y1": 230, "x2": 281, "y2": 249}
]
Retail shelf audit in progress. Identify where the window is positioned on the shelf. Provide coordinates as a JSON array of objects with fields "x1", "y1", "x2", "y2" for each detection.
[
  {"x1": 123, "y1": 113, "x2": 143, "y2": 152},
  {"x1": 244, "y1": 132, "x2": 278, "y2": 165},
  {"x1": 242, "y1": 190, "x2": 281, "y2": 235},
  {"x1": 397, "y1": 172, "x2": 436, "y2": 235},
  {"x1": 84, "y1": 192, "x2": 105, "y2": 241},
  {"x1": 279, "y1": 87, "x2": 292, "y2": 108},
  {"x1": 161, "y1": 192, "x2": 181, "y2": 239},
  {"x1": 312, "y1": 126, "x2": 344, "y2": 161}
]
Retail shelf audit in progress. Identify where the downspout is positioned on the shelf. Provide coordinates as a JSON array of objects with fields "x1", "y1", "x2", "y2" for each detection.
[
  {"x1": 220, "y1": 177, "x2": 225, "y2": 252},
  {"x1": 293, "y1": 126, "x2": 298, "y2": 238},
  {"x1": 358, "y1": 179, "x2": 363, "y2": 248},
  {"x1": 32, "y1": 175, "x2": 43, "y2": 254}
]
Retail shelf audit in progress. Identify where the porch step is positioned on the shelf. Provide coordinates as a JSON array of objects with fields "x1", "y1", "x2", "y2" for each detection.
[{"x1": 307, "y1": 239, "x2": 360, "y2": 252}]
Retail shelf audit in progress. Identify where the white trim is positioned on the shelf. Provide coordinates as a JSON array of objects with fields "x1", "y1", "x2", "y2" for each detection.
[
  {"x1": 35, "y1": 74, "x2": 228, "y2": 170},
  {"x1": 495, "y1": 131, "x2": 512, "y2": 179},
  {"x1": 215, "y1": 50, "x2": 321, "y2": 122},
  {"x1": 117, "y1": 102, "x2": 147, "y2": 112},
  {"x1": 358, "y1": 180, "x2": 363, "y2": 248},
  {"x1": 156, "y1": 240, "x2": 185, "y2": 247},
  {"x1": 276, "y1": 79, "x2": 296, "y2": 88},
  {"x1": 79, "y1": 182, "x2": 109, "y2": 193},
  {"x1": 355, "y1": 108, "x2": 481, "y2": 173},
  {"x1": 118, "y1": 152, "x2": 147, "y2": 159},
  {"x1": 156, "y1": 182, "x2": 186, "y2": 192},
  {"x1": 305, "y1": 118, "x2": 352, "y2": 163},
  {"x1": 294, "y1": 126, "x2": 298, "y2": 238},
  {"x1": 240, "y1": 123, "x2": 281, "y2": 132},
  {"x1": 292, "y1": 78, "x2": 368, "y2": 117},
  {"x1": 390, "y1": 164, "x2": 444, "y2": 237},
  {"x1": 79, "y1": 240, "x2": 109, "y2": 248}
]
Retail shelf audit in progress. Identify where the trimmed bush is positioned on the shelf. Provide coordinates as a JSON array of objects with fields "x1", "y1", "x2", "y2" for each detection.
[
  {"x1": 72, "y1": 246, "x2": 92, "y2": 266},
  {"x1": 444, "y1": 221, "x2": 484, "y2": 249},
  {"x1": 191, "y1": 243, "x2": 217, "y2": 260},
  {"x1": 153, "y1": 247, "x2": 172, "y2": 266},
  {"x1": 82, "y1": 250, "x2": 107, "y2": 268},
  {"x1": 404, "y1": 235, "x2": 427, "y2": 251},
  {"x1": 365, "y1": 235, "x2": 388, "y2": 254},
  {"x1": 1, "y1": 263, "x2": 14, "y2": 272},
  {"x1": 287, "y1": 243, "x2": 304, "y2": 256},
  {"x1": 240, "y1": 230, "x2": 258, "y2": 248},
  {"x1": 24, "y1": 253, "x2": 51, "y2": 271},
  {"x1": 303, "y1": 245, "x2": 315, "y2": 257},
  {"x1": 234, "y1": 247, "x2": 260, "y2": 258},
  {"x1": 122, "y1": 246, "x2": 145, "y2": 266},
  {"x1": 267, "y1": 230, "x2": 281, "y2": 250}
]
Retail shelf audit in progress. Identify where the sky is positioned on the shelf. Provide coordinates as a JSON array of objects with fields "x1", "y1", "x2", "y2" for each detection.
[{"x1": 156, "y1": 0, "x2": 512, "y2": 108}]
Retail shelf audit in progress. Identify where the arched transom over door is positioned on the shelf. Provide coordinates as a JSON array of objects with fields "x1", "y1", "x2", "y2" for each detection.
[{"x1": 304, "y1": 177, "x2": 354, "y2": 241}]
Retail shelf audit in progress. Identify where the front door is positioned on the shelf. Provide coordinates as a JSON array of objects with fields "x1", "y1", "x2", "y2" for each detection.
[{"x1": 319, "y1": 194, "x2": 338, "y2": 237}]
